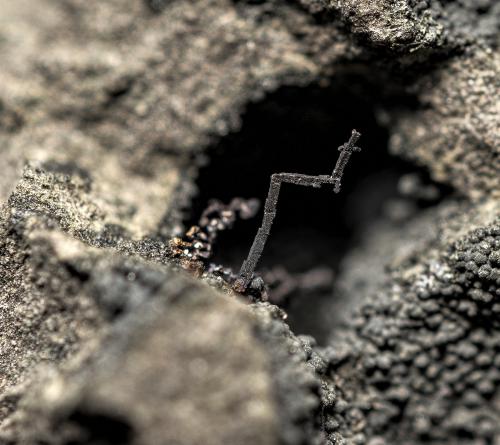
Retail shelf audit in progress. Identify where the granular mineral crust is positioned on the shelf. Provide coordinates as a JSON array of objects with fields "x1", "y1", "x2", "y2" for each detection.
[{"x1": 321, "y1": 199, "x2": 500, "y2": 444}]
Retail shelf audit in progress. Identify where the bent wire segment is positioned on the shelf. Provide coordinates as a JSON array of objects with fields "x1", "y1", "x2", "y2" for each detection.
[{"x1": 233, "y1": 130, "x2": 362, "y2": 292}]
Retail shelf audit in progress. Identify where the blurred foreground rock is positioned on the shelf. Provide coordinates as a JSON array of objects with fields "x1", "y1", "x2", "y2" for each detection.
[{"x1": 0, "y1": 164, "x2": 331, "y2": 444}]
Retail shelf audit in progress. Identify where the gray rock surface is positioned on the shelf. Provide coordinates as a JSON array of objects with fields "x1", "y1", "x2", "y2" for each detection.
[
  {"x1": 0, "y1": 0, "x2": 499, "y2": 444},
  {"x1": 0, "y1": 251, "x2": 281, "y2": 445}
]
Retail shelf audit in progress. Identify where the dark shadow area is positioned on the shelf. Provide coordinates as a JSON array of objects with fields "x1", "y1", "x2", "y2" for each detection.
[
  {"x1": 65, "y1": 409, "x2": 134, "y2": 445},
  {"x1": 188, "y1": 78, "x2": 450, "y2": 341}
]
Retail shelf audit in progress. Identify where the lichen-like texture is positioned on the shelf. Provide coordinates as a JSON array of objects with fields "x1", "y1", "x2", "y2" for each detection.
[{"x1": 0, "y1": 0, "x2": 499, "y2": 444}]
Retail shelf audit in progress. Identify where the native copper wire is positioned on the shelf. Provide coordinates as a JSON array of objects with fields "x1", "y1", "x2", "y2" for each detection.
[{"x1": 233, "y1": 130, "x2": 361, "y2": 292}]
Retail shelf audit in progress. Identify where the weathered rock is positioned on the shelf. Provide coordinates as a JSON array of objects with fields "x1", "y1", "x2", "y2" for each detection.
[
  {"x1": 0, "y1": 261, "x2": 281, "y2": 445},
  {"x1": 390, "y1": 49, "x2": 500, "y2": 199},
  {"x1": 321, "y1": 197, "x2": 500, "y2": 443},
  {"x1": 0, "y1": 0, "x2": 499, "y2": 444},
  {"x1": 0, "y1": 162, "x2": 329, "y2": 444},
  {"x1": 301, "y1": 0, "x2": 500, "y2": 52}
]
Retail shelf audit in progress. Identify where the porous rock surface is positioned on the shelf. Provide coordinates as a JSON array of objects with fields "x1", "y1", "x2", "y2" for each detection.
[{"x1": 0, "y1": 0, "x2": 499, "y2": 444}]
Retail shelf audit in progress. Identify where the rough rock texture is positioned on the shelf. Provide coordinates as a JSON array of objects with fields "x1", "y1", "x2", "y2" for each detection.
[
  {"x1": 390, "y1": 49, "x2": 500, "y2": 199},
  {"x1": 321, "y1": 199, "x2": 500, "y2": 444},
  {"x1": 0, "y1": 165, "x2": 328, "y2": 444},
  {"x1": 0, "y1": 0, "x2": 360, "y2": 236},
  {"x1": 0, "y1": 252, "x2": 280, "y2": 445},
  {"x1": 330, "y1": 0, "x2": 446, "y2": 52},
  {"x1": 0, "y1": 0, "x2": 499, "y2": 444},
  {"x1": 301, "y1": 0, "x2": 500, "y2": 51}
]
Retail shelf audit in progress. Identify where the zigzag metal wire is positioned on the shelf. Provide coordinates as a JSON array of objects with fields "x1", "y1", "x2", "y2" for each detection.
[{"x1": 233, "y1": 130, "x2": 362, "y2": 292}]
